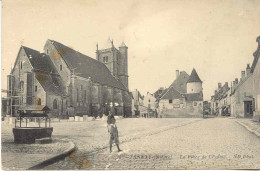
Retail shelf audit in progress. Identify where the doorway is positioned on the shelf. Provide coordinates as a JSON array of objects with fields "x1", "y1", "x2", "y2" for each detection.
[{"x1": 244, "y1": 101, "x2": 253, "y2": 117}]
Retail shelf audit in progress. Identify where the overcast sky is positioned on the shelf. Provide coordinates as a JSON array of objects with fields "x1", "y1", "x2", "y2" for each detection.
[{"x1": 2, "y1": 0, "x2": 260, "y2": 100}]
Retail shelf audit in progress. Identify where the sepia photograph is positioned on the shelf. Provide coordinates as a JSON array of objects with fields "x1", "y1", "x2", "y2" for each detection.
[{"x1": 1, "y1": 0, "x2": 260, "y2": 170}]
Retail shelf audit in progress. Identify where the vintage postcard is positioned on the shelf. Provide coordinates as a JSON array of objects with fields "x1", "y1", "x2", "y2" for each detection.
[{"x1": 1, "y1": 0, "x2": 260, "y2": 170}]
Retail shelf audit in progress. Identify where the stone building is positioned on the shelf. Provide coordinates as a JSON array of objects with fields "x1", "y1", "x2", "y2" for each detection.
[
  {"x1": 142, "y1": 92, "x2": 158, "y2": 118},
  {"x1": 212, "y1": 36, "x2": 260, "y2": 119},
  {"x1": 131, "y1": 89, "x2": 145, "y2": 116},
  {"x1": 252, "y1": 36, "x2": 260, "y2": 119},
  {"x1": 6, "y1": 39, "x2": 132, "y2": 118},
  {"x1": 211, "y1": 82, "x2": 231, "y2": 116},
  {"x1": 230, "y1": 68, "x2": 254, "y2": 118},
  {"x1": 158, "y1": 69, "x2": 203, "y2": 117}
]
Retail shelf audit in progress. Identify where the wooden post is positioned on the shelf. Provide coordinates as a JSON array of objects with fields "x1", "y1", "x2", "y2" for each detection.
[
  {"x1": 49, "y1": 118, "x2": 51, "y2": 127},
  {"x1": 15, "y1": 118, "x2": 16, "y2": 128},
  {"x1": 38, "y1": 118, "x2": 41, "y2": 127},
  {"x1": 26, "y1": 118, "x2": 27, "y2": 127},
  {"x1": 20, "y1": 117, "x2": 21, "y2": 127},
  {"x1": 45, "y1": 117, "x2": 47, "y2": 128}
]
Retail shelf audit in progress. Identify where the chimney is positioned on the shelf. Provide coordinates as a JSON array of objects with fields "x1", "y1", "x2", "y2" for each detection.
[
  {"x1": 235, "y1": 78, "x2": 238, "y2": 84},
  {"x1": 246, "y1": 64, "x2": 251, "y2": 76},
  {"x1": 225, "y1": 82, "x2": 228, "y2": 87},
  {"x1": 218, "y1": 82, "x2": 222, "y2": 90},
  {"x1": 241, "y1": 71, "x2": 245, "y2": 80},
  {"x1": 233, "y1": 80, "x2": 236, "y2": 85},
  {"x1": 176, "y1": 70, "x2": 180, "y2": 79},
  {"x1": 215, "y1": 90, "x2": 217, "y2": 95}
]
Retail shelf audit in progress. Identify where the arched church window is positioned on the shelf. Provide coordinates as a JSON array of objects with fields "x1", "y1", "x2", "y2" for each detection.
[
  {"x1": 53, "y1": 99, "x2": 58, "y2": 109},
  {"x1": 19, "y1": 81, "x2": 24, "y2": 92}
]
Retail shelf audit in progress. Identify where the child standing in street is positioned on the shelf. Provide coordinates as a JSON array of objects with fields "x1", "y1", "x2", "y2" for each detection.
[{"x1": 107, "y1": 112, "x2": 122, "y2": 153}]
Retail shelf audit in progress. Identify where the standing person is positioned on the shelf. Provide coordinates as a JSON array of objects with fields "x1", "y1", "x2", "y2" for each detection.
[{"x1": 107, "y1": 111, "x2": 122, "y2": 153}]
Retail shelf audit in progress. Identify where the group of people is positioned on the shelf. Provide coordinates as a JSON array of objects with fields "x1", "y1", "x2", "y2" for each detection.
[{"x1": 107, "y1": 112, "x2": 122, "y2": 153}]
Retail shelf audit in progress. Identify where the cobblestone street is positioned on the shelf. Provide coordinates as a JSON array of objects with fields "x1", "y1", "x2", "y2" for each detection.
[{"x1": 43, "y1": 118, "x2": 260, "y2": 170}]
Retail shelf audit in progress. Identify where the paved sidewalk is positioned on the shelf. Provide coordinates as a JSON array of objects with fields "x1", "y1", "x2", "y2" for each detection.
[
  {"x1": 235, "y1": 118, "x2": 260, "y2": 137},
  {"x1": 1, "y1": 124, "x2": 73, "y2": 170}
]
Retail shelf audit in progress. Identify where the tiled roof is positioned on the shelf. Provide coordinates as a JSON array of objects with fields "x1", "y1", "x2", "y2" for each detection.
[
  {"x1": 169, "y1": 71, "x2": 190, "y2": 93},
  {"x1": 230, "y1": 74, "x2": 252, "y2": 95},
  {"x1": 22, "y1": 46, "x2": 64, "y2": 96},
  {"x1": 160, "y1": 86, "x2": 183, "y2": 100},
  {"x1": 184, "y1": 92, "x2": 203, "y2": 101},
  {"x1": 50, "y1": 40, "x2": 127, "y2": 91},
  {"x1": 153, "y1": 88, "x2": 166, "y2": 99},
  {"x1": 35, "y1": 71, "x2": 64, "y2": 96},
  {"x1": 250, "y1": 36, "x2": 260, "y2": 73},
  {"x1": 23, "y1": 46, "x2": 58, "y2": 73},
  {"x1": 187, "y1": 68, "x2": 202, "y2": 83},
  {"x1": 157, "y1": 88, "x2": 168, "y2": 100}
]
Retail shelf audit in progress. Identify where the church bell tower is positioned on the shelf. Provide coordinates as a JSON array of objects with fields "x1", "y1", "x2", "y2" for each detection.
[{"x1": 96, "y1": 39, "x2": 129, "y2": 89}]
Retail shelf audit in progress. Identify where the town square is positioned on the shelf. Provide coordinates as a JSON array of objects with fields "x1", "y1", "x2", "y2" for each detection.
[{"x1": 1, "y1": 0, "x2": 260, "y2": 170}]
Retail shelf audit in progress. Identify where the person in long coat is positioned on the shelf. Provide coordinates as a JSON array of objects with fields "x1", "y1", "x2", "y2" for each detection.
[{"x1": 107, "y1": 112, "x2": 122, "y2": 153}]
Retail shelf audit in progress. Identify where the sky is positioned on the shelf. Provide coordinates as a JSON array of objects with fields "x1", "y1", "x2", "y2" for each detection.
[{"x1": 1, "y1": 0, "x2": 260, "y2": 100}]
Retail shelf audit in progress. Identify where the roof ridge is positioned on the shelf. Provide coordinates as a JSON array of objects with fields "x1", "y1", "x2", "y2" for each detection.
[{"x1": 50, "y1": 39, "x2": 127, "y2": 91}]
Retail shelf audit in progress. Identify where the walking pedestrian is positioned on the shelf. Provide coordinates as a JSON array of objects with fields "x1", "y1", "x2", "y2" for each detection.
[{"x1": 107, "y1": 111, "x2": 122, "y2": 153}]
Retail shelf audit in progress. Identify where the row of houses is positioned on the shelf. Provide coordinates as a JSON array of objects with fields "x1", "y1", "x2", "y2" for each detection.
[{"x1": 211, "y1": 36, "x2": 260, "y2": 119}]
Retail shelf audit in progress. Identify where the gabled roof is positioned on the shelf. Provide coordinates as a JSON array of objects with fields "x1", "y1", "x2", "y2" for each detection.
[
  {"x1": 49, "y1": 40, "x2": 127, "y2": 91},
  {"x1": 160, "y1": 86, "x2": 183, "y2": 100},
  {"x1": 169, "y1": 71, "x2": 190, "y2": 93},
  {"x1": 230, "y1": 74, "x2": 252, "y2": 95},
  {"x1": 22, "y1": 46, "x2": 64, "y2": 96},
  {"x1": 184, "y1": 92, "x2": 203, "y2": 101},
  {"x1": 153, "y1": 87, "x2": 166, "y2": 99},
  {"x1": 23, "y1": 46, "x2": 58, "y2": 73},
  {"x1": 187, "y1": 68, "x2": 202, "y2": 83}
]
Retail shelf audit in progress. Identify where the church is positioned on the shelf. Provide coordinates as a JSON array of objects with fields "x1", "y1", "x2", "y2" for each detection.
[
  {"x1": 158, "y1": 69, "x2": 204, "y2": 117},
  {"x1": 7, "y1": 39, "x2": 132, "y2": 118}
]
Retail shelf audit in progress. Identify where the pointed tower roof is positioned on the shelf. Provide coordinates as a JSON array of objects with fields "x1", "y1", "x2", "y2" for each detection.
[
  {"x1": 99, "y1": 37, "x2": 113, "y2": 49},
  {"x1": 120, "y1": 42, "x2": 127, "y2": 47},
  {"x1": 187, "y1": 68, "x2": 202, "y2": 83}
]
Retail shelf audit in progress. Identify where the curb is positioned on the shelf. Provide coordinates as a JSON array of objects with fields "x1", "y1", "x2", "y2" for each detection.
[
  {"x1": 28, "y1": 141, "x2": 76, "y2": 170},
  {"x1": 235, "y1": 120, "x2": 260, "y2": 138}
]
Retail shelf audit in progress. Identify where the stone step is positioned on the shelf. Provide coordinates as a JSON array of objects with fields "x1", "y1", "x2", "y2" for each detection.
[{"x1": 35, "y1": 137, "x2": 52, "y2": 144}]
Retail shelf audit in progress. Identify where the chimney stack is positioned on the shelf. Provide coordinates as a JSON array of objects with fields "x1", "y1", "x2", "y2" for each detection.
[
  {"x1": 225, "y1": 82, "x2": 228, "y2": 87},
  {"x1": 241, "y1": 71, "x2": 246, "y2": 80},
  {"x1": 176, "y1": 70, "x2": 180, "y2": 79},
  {"x1": 246, "y1": 64, "x2": 251, "y2": 76},
  {"x1": 218, "y1": 82, "x2": 222, "y2": 90},
  {"x1": 235, "y1": 78, "x2": 238, "y2": 84}
]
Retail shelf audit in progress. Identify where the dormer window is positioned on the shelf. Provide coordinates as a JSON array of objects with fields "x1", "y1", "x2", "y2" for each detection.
[
  {"x1": 60, "y1": 65, "x2": 62, "y2": 71},
  {"x1": 20, "y1": 61, "x2": 23, "y2": 69}
]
